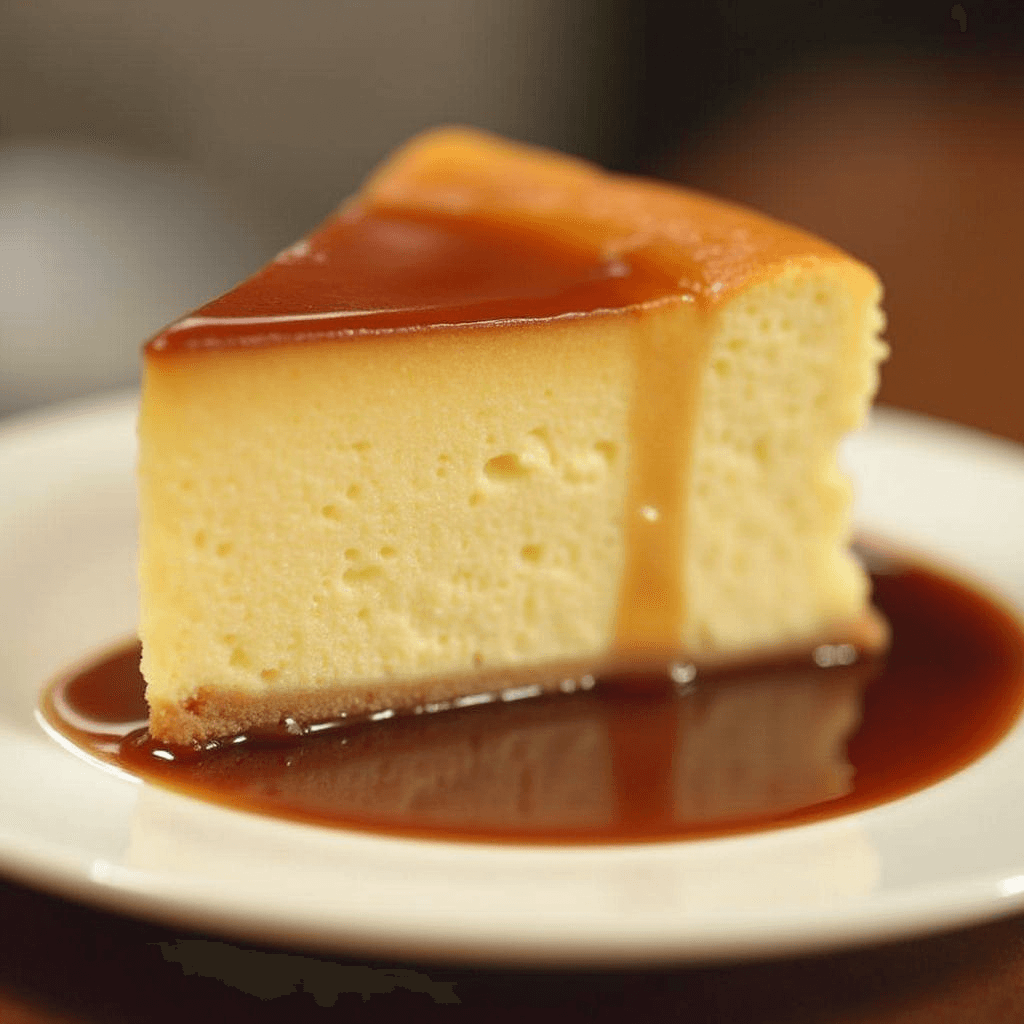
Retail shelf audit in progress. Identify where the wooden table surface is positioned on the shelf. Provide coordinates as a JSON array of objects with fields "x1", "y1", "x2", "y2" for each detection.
[
  {"x1": 6, "y1": 59, "x2": 1024, "y2": 1024},
  {"x1": 6, "y1": 871, "x2": 1024, "y2": 1024}
]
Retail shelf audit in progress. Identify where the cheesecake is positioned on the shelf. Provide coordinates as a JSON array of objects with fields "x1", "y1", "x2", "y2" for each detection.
[{"x1": 138, "y1": 127, "x2": 888, "y2": 745}]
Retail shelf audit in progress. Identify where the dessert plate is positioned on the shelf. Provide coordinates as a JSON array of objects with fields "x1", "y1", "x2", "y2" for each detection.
[{"x1": 3, "y1": 391, "x2": 1024, "y2": 967}]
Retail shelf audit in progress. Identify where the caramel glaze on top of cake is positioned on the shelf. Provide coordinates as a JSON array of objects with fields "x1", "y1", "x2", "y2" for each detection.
[
  {"x1": 147, "y1": 128, "x2": 846, "y2": 350},
  {"x1": 146, "y1": 128, "x2": 883, "y2": 682}
]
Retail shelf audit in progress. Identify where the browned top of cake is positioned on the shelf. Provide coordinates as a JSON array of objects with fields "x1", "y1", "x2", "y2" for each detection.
[{"x1": 147, "y1": 127, "x2": 848, "y2": 356}]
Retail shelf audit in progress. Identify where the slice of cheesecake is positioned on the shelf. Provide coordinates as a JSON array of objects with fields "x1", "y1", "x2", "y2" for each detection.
[{"x1": 138, "y1": 127, "x2": 888, "y2": 745}]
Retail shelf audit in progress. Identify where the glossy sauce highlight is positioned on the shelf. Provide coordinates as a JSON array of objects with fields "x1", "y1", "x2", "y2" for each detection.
[{"x1": 148, "y1": 211, "x2": 682, "y2": 353}]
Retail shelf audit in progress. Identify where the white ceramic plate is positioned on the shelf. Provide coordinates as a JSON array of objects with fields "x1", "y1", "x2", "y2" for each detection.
[{"x1": 3, "y1": 391, "x2": 1024, "y2": 967}]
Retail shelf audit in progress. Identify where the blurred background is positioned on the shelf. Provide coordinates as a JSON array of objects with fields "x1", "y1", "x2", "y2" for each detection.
[{"x1": 1, "y1": 0, "x2": 1022, "y2": 441}]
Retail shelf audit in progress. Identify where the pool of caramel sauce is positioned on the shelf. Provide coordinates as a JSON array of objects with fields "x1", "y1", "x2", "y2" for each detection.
[{"x1": 42, "y1": 559, "x2": 1024, "y2": 844}]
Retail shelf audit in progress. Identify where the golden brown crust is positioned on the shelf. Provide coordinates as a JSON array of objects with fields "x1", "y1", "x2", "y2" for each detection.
[{"x1": 148, "y1": 657, "x2": 606, "y2": 746}]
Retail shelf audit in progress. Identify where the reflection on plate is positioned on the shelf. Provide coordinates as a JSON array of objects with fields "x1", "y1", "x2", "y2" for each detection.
[{"x1": 3, "y1": 392, "x2": 1024, "y2": 966}]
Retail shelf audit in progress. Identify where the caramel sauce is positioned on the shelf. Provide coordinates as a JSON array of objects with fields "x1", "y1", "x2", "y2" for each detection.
[
  {"x1": 42, "y1": 560, "x2": 1024, "y2": 844},
  {"x1": 147, "y1": 129, "x2": 851, "y2": 357},
  {"x1": 148, "y1": 210, "x2": 682, "y2": 354}
]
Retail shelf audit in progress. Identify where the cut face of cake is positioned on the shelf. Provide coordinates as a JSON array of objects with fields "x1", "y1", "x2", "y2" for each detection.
[{"x1": 138, "y1": 127, "x2": 888, "y2": 745}]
